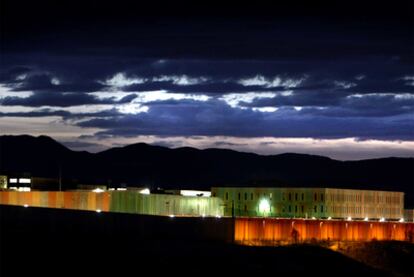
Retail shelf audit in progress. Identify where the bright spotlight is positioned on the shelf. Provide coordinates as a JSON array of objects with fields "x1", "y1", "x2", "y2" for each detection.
[
  {"x1": 399, "y1": 218, "x2": 404, "y2": 222},
  {"x1": 96, "y1": 209, "x2": 101, "y2": 213},
  {"x1": 92, "y1": 188, "x2": 104, "y2": 193},
  {"x1": 327, "y1": 217, "x2": 332, "y2": 220},
  {"x1": 258, "y1": 199, "x2": 270, "y2": 215},
  {"x1": 364, "y1": 217, "x2": 369, "y2": 221},
  {"x1": 139, "y1": 188, "x2": 150, "y2": 195},
  {"x1": 169, "y1": 214, "x2": 175, "y2": 218},
  {"x1": 379, "y1": 217, "x2": 385, "y2": 222},
  {"x1": 23, "y1": 204, "x2": 29, "y2": 208},
  {"x1": 347, "y1": 216, "x2": 352, "y2": 221}
]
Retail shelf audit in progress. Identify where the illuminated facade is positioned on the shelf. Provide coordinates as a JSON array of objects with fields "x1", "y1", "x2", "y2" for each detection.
[
  {"x1": 0, "y1": 190, "x2": 223, "y2": 217},
  {"x1": 212, "y1": 187, "x2": 404, "y2": 220},
  {"x1": 234, "y1": 218, "x2": 414, "y2": 244},
  {"x1": 0, "y1": 175, "x2": 7, "y2": 189}
]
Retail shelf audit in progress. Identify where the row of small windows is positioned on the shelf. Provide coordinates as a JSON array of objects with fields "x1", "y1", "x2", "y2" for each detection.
[
  {"x1": 283, "y1": 205, "x2": 325, "y2": 213},
  {"x1": 226, "y1": 192, "x2": 274, "y2": 201},
  {"x1": 225, "y1": 192, "x2": 326, "y2": 202},
  {"x1": 328, "y1": 194, "x2": 401, "y2": 204},
  {"x1": 238, "y1": 204, "x2": 326, "y2": 214},
  {"x1": 223, "y1": 191, "x2": 401, "y2": 205}
]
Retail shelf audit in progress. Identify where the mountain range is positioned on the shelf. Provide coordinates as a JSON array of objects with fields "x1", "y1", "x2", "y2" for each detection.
[{"x1": 0, "y1": 135, "x2": 413, "y2": 207}]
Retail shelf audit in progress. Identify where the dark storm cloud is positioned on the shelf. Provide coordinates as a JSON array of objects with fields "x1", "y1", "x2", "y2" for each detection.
[
  {"x1": 0, "y1": 108, "x2": 121, "y2": 119},
  {"x1": 246, "y1": 92, "x2": 414, "y2": 117},
  {"x1": 76, "y1": 99, "x2": 414, "y2": 140},
  {"x1": 1, "y1": 0, "x2": 413, "y2": 144},
  {"x1": 0, "y1": 90, "x2": 137, "y2": 107}
]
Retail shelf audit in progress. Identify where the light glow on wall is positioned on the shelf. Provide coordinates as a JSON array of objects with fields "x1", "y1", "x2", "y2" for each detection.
[
  {"x1": 259, "y1": 198, "x2": 270, "y2": 216},
  {"x1": 9, "y1": 178, "x2": 17, "y2": 183},
  {"x1": 92, "y1": 188, "x2": 104, "y2": 193},
  {"x1": 139, "y1": 188, "x2": 150, "y2": 195}
]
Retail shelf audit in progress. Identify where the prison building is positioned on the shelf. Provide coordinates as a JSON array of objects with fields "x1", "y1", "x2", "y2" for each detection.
[
  {"x1": 405, "y1": 209, "x2": 414, "y2": 222},
  {"x1": 211, "y1": 187, "x2": 404, "y2": 220}
]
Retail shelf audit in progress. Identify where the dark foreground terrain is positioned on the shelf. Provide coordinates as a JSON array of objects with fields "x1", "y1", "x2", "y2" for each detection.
[{"x1": 1, "y1": 205, "x2": 412, "y2": 277}]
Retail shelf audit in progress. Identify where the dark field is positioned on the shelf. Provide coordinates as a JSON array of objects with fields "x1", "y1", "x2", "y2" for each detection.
[{"x1": 1, "y1": 205, "x2": 412, "y2": 277}]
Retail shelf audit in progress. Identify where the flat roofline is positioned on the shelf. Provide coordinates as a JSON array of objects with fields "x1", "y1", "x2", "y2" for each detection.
[{"x1": 211, "y1": 187, "x2": 404, "y2": 194}]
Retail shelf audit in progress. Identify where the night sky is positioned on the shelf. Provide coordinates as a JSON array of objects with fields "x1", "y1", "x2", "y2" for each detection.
[{"x1": 1, "y1": 0, "x2": 413, "y2": 159}]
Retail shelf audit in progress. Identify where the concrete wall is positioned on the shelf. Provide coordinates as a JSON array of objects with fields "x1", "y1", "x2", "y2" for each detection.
[{"x1": 0, "y1": 191, "x2": 224, "y2": 217}]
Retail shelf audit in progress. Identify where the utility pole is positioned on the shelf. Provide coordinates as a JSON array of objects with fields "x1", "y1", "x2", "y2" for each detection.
[
  {"x1": 232, "y1": 200, "x2": 235, "y2": 218},
  {"x1": 58, "y1": 163, "x2": 62, "y2": 191}
]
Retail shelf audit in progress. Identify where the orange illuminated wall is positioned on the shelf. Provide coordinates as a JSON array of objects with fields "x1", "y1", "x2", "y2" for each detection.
[
  {"x1": 235, "y1": 218, "x2": 414, "y2": 244},
  {"x1": 0, "y1": 191, "x2": 111, "y2": 212}
]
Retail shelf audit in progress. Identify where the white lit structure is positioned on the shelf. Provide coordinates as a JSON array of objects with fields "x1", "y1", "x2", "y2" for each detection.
[
  {"x1": 19, "y1": 178, "x2": 31, "y2": 184},
  {"x1": 180, "y1": 190, "x2": 211, "y2": 197}
]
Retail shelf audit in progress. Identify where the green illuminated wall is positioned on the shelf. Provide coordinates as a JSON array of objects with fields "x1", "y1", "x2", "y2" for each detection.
[{"x1": 211, "y1": 187, "x2": 404, "y2": 220}]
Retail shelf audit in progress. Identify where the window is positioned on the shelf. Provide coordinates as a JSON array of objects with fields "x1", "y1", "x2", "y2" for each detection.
[
  {"x1": 289, "y1": 193, "x2": 292, "y2": 201},
  {"x1": 295, "y1": 193, "x2": 298, "y2": 201},
  {"x1": 301, "y1": 193, "x2": 304, "y2": 201},
  {"x1": 244, "y1": 205, "x2": 247, "y2": 212},
  {"x1": 320, "y1": 205, "x2": 323, "y2": 213},
  {"x1": 314, "y1": 193, "x2": 317, "y2": 201},
  {"x1": 225, "y1": 192, "x2": 228, "y2": 200},
  {"x1": 321, "y1": 194, "x2": 324, "y2": 201},
  {"x1": 282, "y1": 193, "x2": 285, "y2": 201},
  {"x1": 244, "y1": 193, "x2": 247, "y2": 200},
  {"x1": 251, "y1": 193, "x2": 253, "y2": 200},
  {"x1": 295, "y1": 205, "x2": 298, "y2": 213},
  {"x1": 314, "y1": 205, "x2": 317, "y2": 213}
]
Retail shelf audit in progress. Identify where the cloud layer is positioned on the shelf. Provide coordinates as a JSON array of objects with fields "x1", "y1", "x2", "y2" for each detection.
[{"x1": 1, "y1": 6, "x2": 413, "y2": 159}]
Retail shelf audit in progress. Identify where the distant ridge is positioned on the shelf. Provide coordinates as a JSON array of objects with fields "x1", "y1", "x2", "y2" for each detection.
[{"x1": 0, "y1": 135, "x2": 413, "y2": 207}]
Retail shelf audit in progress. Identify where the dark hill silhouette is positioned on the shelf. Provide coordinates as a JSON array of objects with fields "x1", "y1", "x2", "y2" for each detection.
[{"x1": 0, "y1": 135, "x2": 413, "y2": 207}]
